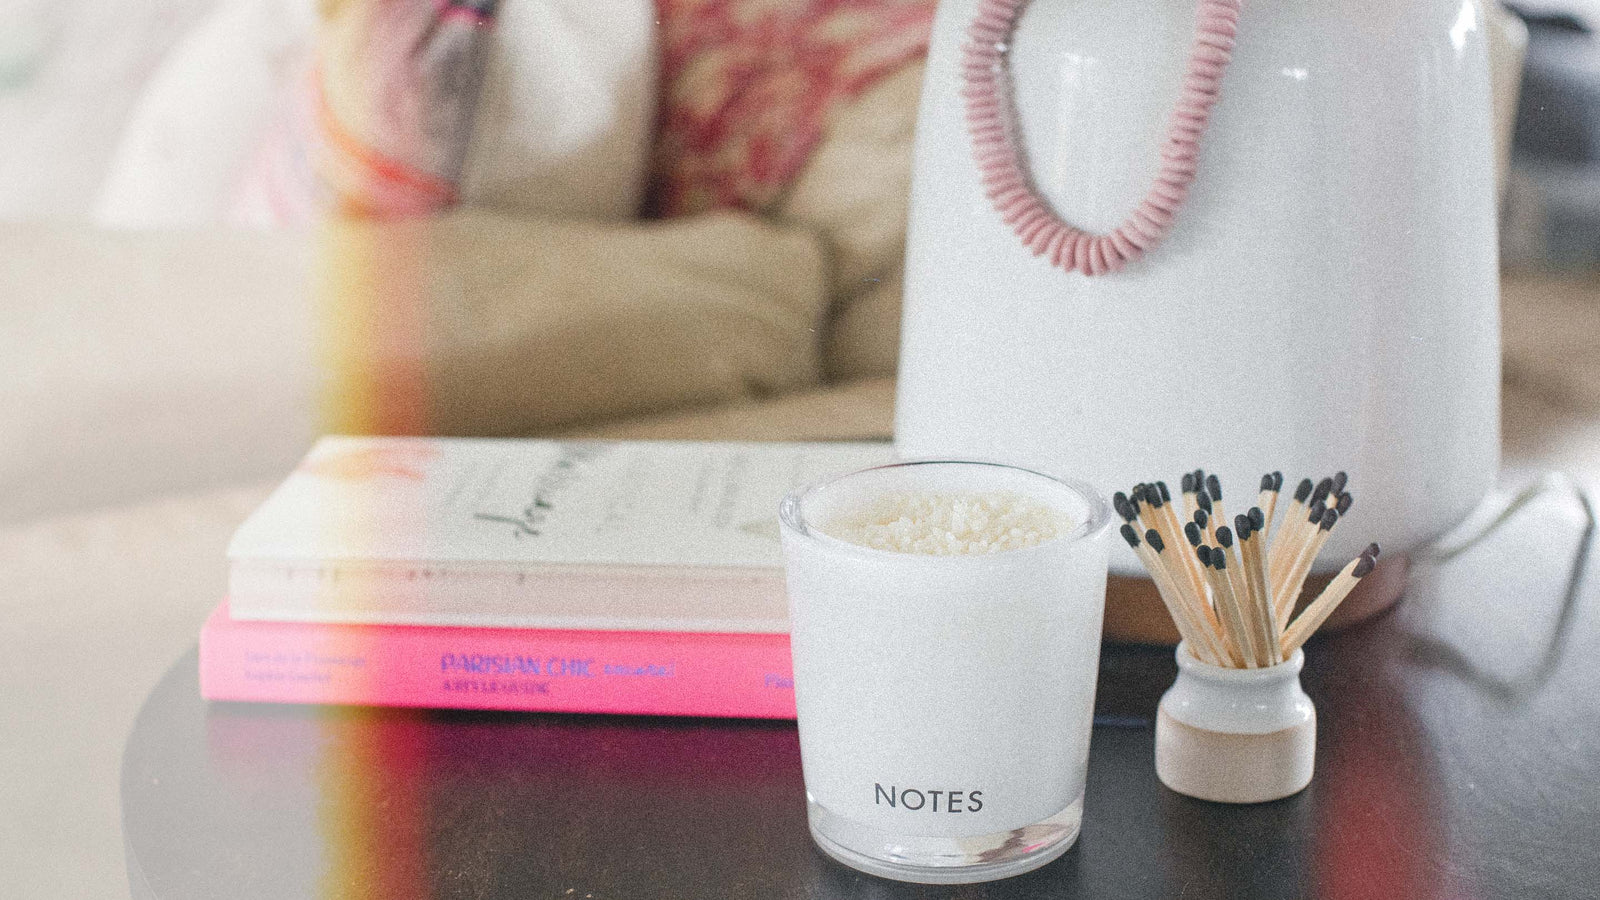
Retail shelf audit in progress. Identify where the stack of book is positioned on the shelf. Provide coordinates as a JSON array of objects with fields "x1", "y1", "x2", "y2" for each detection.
[{"x1": 201, "y1": 437, "x2": 892, "y2": 718}]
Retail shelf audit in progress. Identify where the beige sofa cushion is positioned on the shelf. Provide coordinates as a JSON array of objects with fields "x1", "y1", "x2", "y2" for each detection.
[
  {"x1": 777, "y1": 62, "x2": 924, "y2": 383},
  {"x1": 568, "y1": 375, "x2": 896, "y2": 442},
  {"x1": 2, "y1": 212, "x2": 831, "y2": 523},
  {"x1": 321, "y1": 209, "x2": 830, "y2": 437}
]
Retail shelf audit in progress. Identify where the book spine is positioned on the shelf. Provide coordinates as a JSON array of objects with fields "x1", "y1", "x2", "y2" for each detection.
[{"x1": 199, "y1": 605, "x2": 796, "y2": 719}]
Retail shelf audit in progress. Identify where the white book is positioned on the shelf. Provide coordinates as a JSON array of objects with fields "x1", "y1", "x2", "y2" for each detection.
[{"x1": 227, "y1": 437, "x2": 894, "y2": 632}]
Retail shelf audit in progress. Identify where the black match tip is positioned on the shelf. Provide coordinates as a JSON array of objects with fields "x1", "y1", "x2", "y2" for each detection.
[
  {"x1": 1193, "y1": 469, "x2": 1205, "y2": 485},
  {"x1": 1312, "y1": 477, "x2": 1333, "y2": 505},
  {"x1": 1235, "y1": 513, "x2": 1250, "y2": 538},
  {"x1": 1145, "y1": 529, "x2": 1165, "y2": 553},
  {"x1": 1182, "y1": 472, "x2": 1195, "y2": 494},
  {"x1": 1197, "y1": 545, "x2": 1213, "y2": 566},
  {"x1": 1273, "y1": 471, "x2": 1284, "y2": 491},
  {"x1": 1206, "y1": 474, "x2": 1222, "y2": 501},
  {"x1": 1248, "y1": 506, "x2": 1265, "y2": 530},
  {"x1": 1157, "y1": 481, "x2": 1171, "y2": 503},
  {"x1": 1330, "y1": 471, "x2": 1348, "y2": 494},
  {"x1": 1216, "y1": 525, "x2": 1233, "y2": 548},
  {"x1": 1213, "y1": 551, "x2": 1227, "y2": 570},
  {"x1": 1320, "y1": 510, "x2": 1339, "y2": 531},
  {"x1": 1120, "y1": 523, "x2": 1141, "y2": 548},
  {"x1": 1185, "y1": 522, "x2": 1202, "y2": 546},
  {"x1": 1353, "y1": 555, "x2": 1376, "y2": 578},
  {"x1": 1260, "y1": 473, "x2": 1274, "y2": 492},
  {"x1": 1363, "y1": 542, "x2": 1380, "y2": 559},
  {"x1": 1193, "y1": 508, "x2": 1208, "y2": 528},
  {"x1": 1336, "y1": 492, "x2": 1353, "y2": 515},
  {"x1": 1113, "y1": 492, "x2": 1134, "y2": 522},
  {"x1": 1294, "y1": 478, "x2": 1313, "y2": 502},
  {"x1": 1308, "y1": 501, "x2": 1326, "y2": 524},
  {"x1": 1196, "y1": 491, "x2": 1212, "y2": 513}
]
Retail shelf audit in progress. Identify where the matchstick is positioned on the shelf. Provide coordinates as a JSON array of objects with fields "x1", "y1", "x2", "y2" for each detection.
[
  {"x1": 1122, "y1": 524, "x2": 1223, "y2": 664},
  {"x1": 1272, "y1": 480, "x2": 1329, "y2": 586},
  {"x1": 1271, "y1": 500, "x2": 1325, "y2": 621},
  {"x1": 1145, "y1": 485, "x2": 1212, "y2": 616},
  {"x1": 1255, "y1": 472, "x2": 1282, "y2": 535},
  {"x1": 1155, "y1": 481, "x2": 1196, "y2": 569},
  {"x1": 1270, "y1": 478, "x2": 1314, "y2": 575},
  {"x1": 1180, "y1": 519, "x2": 1232, "y2": 644},
  {"x1": 1146, "y1": 528, "x2": 1230, "y2": 665},
  {"x1": 1216, "y1": 526, "x2": 1264, "y2": 666},
  {"x1": 1202, "y1": 548, "x2": 1252, "y2": 667},
  {"x1": 1195, "y1": 490, "x2": 1217, "y2": 545},
  {"x1": 1121, "y1": 471, "x2": 1370, "y2": 669},
  {"x1": 1280, "y1": 551, "x2": 1377, "y2": 656},
  {"x1": 1275, "y1": 508, "x2": 1339, "y2": 631},
  {"x1": 1204, "y1": 474, "x2": 1229, "y2": 548},
  {"x1": 1233, "y1": 515, "x2": 1279, "y2": 665},
  {"x1": 1333, "y1": 490, "x2": 1352, "y2": 519}
]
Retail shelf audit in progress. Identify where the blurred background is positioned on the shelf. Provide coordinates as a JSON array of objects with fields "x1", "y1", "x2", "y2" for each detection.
[
  {"x1": 1, "y1": 0, "x2": 1599, "y2": 897},
  {"x1": 1, "y1": 0, "x2": 1599, "y2": 523}
]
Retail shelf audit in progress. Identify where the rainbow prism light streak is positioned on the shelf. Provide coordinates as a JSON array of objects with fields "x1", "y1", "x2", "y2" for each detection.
[{"x1": 298, "y1": 1, "x2": 497, "y2": 895}]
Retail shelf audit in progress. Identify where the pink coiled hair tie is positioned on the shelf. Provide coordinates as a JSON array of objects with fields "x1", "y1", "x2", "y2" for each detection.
[{"x1": 962, "y1": 0, "x2": 1241, "y2": 276}]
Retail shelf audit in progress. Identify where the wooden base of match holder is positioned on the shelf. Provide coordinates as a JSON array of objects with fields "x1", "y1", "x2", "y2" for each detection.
[{"x1": 1103, "y1": 552, "x2": 1409, "y2": 646}]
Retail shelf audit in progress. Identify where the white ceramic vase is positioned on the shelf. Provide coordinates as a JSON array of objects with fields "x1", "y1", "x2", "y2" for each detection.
[
  {"x1": 1156, "y1": 644, "x2": 1315, "y2": 804},
  {"x1": 897, "y1": 0, "x2": 1501, "y2": 574}
]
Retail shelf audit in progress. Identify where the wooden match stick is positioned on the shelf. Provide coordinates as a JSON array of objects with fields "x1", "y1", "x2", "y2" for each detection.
[
  {"x1": 1280, "y1": 551, "x2": 1376, "y2": 656},
  {"x1": 1333, "y1": 490, "x2": 1352, "y2": 520},
  {"x1": 1195, "y1": 490, "x2": 1217, "y2": 545},
  {"x1": 1272, "y1": 480, "x2": 1329, "y2": 586},
  {"x1": 1144, "y1": 486, "x2": 1212, "y2": 618},
  {"x1": 1233, "y1": 515, "x2": 1279, "y2": 665},
  {"x1": 1271, "y1": 500, "x2": 1326, "y2": 622},
  {"x1": 1123, "y1": 472, "x2": 1369, "y2": 669},
  {"x1": 1269, "y1": 478, "x2": 1314, "y2": 575},
  {"x1": 1216, "y1": 526, "x2": 1264, "y2": 666},
  {"x1": 1204, "y1": 474, "x2": 1228, "y2": 547},
  {"x1": 1201, "y1": 548, "x2": 1251, "y2": 667},
  {"x1": 1255, "y1": 472, "x2": 1282, "y2": 536},
  {"x1": 1122, "y1": 524, "x2": 1223, "y2": 665},
  {"x1": 1180, "y1": 519, "x2": 1233, "y2": 644},
  {"x1": 1155, "y1": 482, "x2": 1197, "y2": 567},
  {"x1": 1145, "y1": 528, "x2": 1230, "y2": 665},
  {"x1": 1242, "y1": 507, "x2": 1280, "y2": 663},
  {"x1": 1275, "y1": 508, "x2": 1339, "y2": 631}
]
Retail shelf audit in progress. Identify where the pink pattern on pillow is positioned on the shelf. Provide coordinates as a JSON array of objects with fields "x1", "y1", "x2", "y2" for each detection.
[{"x1": 647, "y1": 0, "x2": 935, "y2": 218}]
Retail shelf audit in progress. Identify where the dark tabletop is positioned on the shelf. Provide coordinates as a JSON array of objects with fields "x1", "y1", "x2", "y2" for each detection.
[{"x1": 122, "y1": 476, "x2": 1600, "y2": 900}]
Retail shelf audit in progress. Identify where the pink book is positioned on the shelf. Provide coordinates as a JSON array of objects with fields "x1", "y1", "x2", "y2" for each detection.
[{"x1": 199, "y1": 601, "x2": 797, "y2": 719}]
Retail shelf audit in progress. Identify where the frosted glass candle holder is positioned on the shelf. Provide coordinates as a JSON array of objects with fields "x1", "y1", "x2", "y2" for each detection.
[{"x1": 778, "y1": 460, "x2": 1112, "y2": 883}]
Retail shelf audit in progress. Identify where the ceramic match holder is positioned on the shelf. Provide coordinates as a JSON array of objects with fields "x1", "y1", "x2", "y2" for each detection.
[{"x1": 1155, "y1": 642, "x2": 1315, "y2": 804}]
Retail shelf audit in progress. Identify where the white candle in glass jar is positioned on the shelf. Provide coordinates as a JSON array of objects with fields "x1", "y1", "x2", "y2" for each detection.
[{"x1": 778, "y1": 460, "x2": 1111, "y2": 884}]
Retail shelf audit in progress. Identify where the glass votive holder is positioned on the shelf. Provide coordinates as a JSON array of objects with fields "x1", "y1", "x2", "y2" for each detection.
[
  {"x1": 778, "y1": 460, "x2": 1112, "y2": 884},
  {"x1": 1155, "y1": 642, "x2": 1315, "y2": 804}
]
